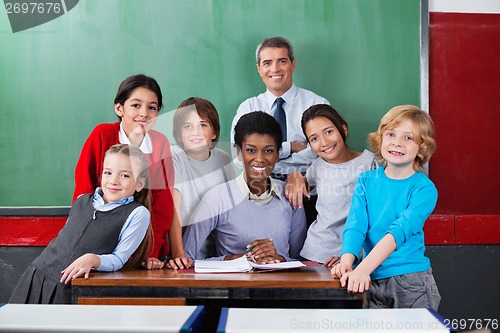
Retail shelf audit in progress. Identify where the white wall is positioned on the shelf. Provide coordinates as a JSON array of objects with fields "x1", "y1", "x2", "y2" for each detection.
[{"x1": 429, "y1": 0, "x2": 500, "y2": 13}]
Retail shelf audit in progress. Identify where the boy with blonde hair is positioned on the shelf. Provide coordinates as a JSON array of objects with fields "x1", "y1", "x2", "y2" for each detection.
[{"x1": 332, "y1": 105, "x2": 441, "y2": 310}]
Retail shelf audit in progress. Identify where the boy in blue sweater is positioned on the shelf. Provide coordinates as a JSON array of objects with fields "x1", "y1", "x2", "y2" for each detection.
[
  {"x1": 183, "y1": 111, "x2": 306, "y2": 263},
  {"x1": 332, "y1": 105, "x2": 441, "y2": 310}
]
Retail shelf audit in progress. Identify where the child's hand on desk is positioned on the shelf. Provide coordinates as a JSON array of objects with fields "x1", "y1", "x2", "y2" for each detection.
[
  {"x1": 331, "y1": 253, "x2": 355, "y2": 279},
  {"x1": 324, "y1": 256, "x2": 340, "y2": 268},
  {"x1": 60, "y1": 253, "x2": 100, "y2": 284},
  {"x1": 167, "y1": 257, "x2": 193, "y2": 270},
  {"x1": 339, "y1": 268, "x2": 371, "y2": 293},
  {"x1": 330, "y1": 262, "x2": 352, "y2": 279},
  {"x1": 246, "y1": 239, "x2": 285, "y2": 264},
  {"x1": 142, "y1": 257, "x2": 165, "y2": 270}
]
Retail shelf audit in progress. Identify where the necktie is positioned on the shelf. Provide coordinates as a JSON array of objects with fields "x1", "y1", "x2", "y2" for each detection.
[{"x1": 274, "y1": 97, "x2": 286, "y2": 141}]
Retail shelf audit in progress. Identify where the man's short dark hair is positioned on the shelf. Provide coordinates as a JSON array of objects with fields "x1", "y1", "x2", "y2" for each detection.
[{"x1": 255, "y1": 36, "x2": 294, "y2": 64}]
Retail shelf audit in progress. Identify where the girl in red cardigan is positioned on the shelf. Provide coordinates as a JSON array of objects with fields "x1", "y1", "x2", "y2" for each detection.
[{"x1": 73, "y1": 74, "x2": 187, "y2": 269}]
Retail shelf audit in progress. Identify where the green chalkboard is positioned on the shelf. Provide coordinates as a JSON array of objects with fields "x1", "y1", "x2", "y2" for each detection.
[{"x1": 0, "y1": 0, "x2": 420, "y2": 206}]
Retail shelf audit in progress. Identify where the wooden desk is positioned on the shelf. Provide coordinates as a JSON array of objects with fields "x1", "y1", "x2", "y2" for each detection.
[
  {"x1": 72, "y1": 263, "x2": 362, "y2": 306},
  {"x1": 0, "y1": 304, "x2": 204, "y2": 333},
  {"x1": 73, "y1": 263, "x2": 362, "y2": 333}
]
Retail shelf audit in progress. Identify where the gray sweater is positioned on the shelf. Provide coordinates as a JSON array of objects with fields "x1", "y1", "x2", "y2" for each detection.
[
  {"x1": 183, "y1": 179, "x2": 306, "y2": 261},
  {"x1": 300, "y1": 150, "x2": 377, "y2": 263}
]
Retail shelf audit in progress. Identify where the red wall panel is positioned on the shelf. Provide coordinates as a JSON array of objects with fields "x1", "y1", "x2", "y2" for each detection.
[
  {"x1": 429, "y1": 12, "x2": 500, "y2": 214},
  {"x1": 0, "y1": 217, "x2": 66, "y2": 246},
  {"x1": 1, "y1": 215, "x2": 498, "y2": 246},
  {"x1": 423, "y1": 215, "x2": 455, "y2": 245},
  {"x1": 455, "y1": 215, "x2": 500, "y2": 245}
]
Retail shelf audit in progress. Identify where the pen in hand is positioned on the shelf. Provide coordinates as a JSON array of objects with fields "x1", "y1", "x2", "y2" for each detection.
[{"x1": 246, "y1": 238, "x2": 275, "y2": 263}]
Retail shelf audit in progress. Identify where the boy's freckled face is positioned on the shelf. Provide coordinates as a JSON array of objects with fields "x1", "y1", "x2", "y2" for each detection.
[
  {"x1": 181, "y1": 110, "x2": 216, "y2": 155},
  {"x1": 115, "y1": 87, "x2": 159, "y2": 136},
  {"x1": 239, "y1": 133, "x2": 279, "y2": 184},
  {"x1": 381, "y1": 119, "x2": 419, "y2": 170}
]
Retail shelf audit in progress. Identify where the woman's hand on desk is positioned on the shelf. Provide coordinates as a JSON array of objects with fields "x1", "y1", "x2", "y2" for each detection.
[
  {"x1": 246, "y1": 239, "x2": 285, "y2": 264},
  {"x1": 142, "y1": 257, "x2": 165, "y2": 270},
  {"x1": 166, "y1": 257, "x2": 193, "y2": 270}
]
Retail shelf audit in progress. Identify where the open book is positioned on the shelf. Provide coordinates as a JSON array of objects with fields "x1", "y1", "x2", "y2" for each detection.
[{"x1": 194, "y1": 255, "x2": 305, "y2": 273}]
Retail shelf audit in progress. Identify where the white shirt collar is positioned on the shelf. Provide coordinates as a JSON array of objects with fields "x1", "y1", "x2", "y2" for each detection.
[
  {"x1": 235, "y1": 172, "x2": 282, "y2": 206},
  {"x1": 118, "y1": 122, "x2": 153, "y2": 154},
  {"x1": 265, "y1": 84, "x2": 297, "y2": 109}
]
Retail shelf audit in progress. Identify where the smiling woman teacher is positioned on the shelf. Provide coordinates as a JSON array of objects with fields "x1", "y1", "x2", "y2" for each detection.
[{"x1": 182, "y1": 112, "x2": 306, "y2": 263}]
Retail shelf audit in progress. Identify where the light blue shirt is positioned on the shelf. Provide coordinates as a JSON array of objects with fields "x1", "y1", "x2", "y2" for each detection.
[
  {"x1": 91, "y1": 188, "x2": 150, "y2": 271},
  {"x1": 183, "y1": 179, "x2": 306, "y2": 261},
  {"x1": 340, "y1": 167, "x2": 438, "y2": 280},
  {"x1": 231, "y1": 84, "x2": 329, "y2": 174}
]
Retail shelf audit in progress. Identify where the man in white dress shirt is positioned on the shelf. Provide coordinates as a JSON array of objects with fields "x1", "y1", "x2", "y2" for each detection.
[
  {"x1": 231, "y1": 36, "x2": 329, "y2": 178},
  {"x1": 231, "y1": 36, "x2": 329, "y2": 225}
]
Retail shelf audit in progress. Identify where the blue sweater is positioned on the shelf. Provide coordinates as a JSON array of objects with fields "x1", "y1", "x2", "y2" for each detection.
[
  {"x1": 183, "y1": 179, "x2": 306, "y2": 261},
  {"x1": 340, "y1": 167, "x2": 438, "y2": 280}
]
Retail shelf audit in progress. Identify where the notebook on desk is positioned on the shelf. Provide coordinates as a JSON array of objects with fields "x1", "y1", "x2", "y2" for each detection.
[{"x1": 194, "y1": 255, "x2": 305, "y2": 273}]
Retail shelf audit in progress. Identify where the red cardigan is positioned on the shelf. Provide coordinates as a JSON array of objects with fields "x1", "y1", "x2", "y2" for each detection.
[{"x1": 73, "y1": 122, "x2": 174, "y2": 258}]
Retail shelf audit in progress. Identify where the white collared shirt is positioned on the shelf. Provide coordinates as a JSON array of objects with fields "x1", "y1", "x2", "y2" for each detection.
[
  {"x1": 118, "y1": 122, "x2": 153, "y2": 153},
  {"x1": 235, "y1": 172, "x2": 282, "y2": 206}
]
